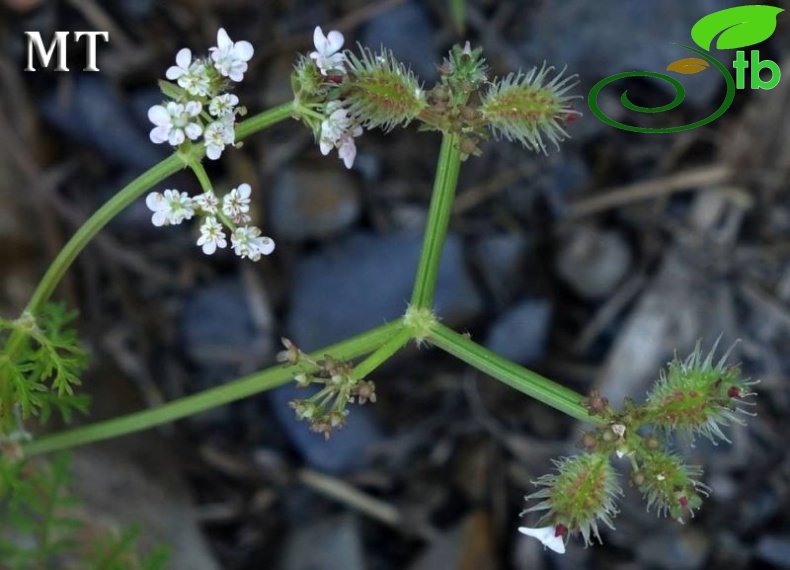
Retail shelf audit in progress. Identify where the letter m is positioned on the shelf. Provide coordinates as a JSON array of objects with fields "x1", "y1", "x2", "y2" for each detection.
[{"x1": 25, "y1": 31, "x2": 70, "y2": 72}]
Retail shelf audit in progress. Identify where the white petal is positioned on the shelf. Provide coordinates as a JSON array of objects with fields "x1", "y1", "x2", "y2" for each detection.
[
  {"x1": 185, "y1": 123, "x2": 202, "y2": 140},
  {"x1": 518, "y1": 526, "x2": 565, "y2": 555},
  {"x1": 216, "y1": 28, "x2": 232, "y2": 50},
  {"x1": 147, "y1": 105, "x2": 171, "y2": 126},
  {"x1": 325, "y1": 30, "x2": 344, "y2": 54},
  {"x1": 185, "y1": 101, "x2": 202, "y2": 116},
  {"x1": 319, "y1": 138, "x2": 333, "y2": 155},
  {"x1": 257, "y1": 237, "x2": 275, "y2": 255},
  {"x1": 313, "y1": 27, "x2": 327, "y2": 52},
  {"x1": 149, "y1": 126, "x2": 169, "y2": 144},
  {"x1": 339, "y1": 140, "x2": 356, "y2": 169},
  {"x1": 236, "y1": 183, "x2": 251, "y2": 199},
  {"x1": 175, "y1": 48, "x2": 192, "y2": 69},
  {"x1": 206, "y1": 144, "x2": 222, "y2": 160},
  {"x1": 232, "y1": 41, "x2": 254, "y2": 61},
  {"x1": 151, "y1": 211, "x2": 168, "y2": 227},
  {"x1": 166, "y1": 66, "x2": 185, "y2": 80},
  {"x1": 145, "y1": 192, "x2": 164, "y2": 211},
  {"x1": 168, "y1": 129, "x2": 185, "y2": 146},
  {"x1": 201, "y1": 240, "x2": 217, "y2": 255}
]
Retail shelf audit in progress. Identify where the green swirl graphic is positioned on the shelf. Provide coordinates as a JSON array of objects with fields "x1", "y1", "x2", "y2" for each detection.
[{"x1": 588, "y1": 44, "x2": 735, "y2": 133}]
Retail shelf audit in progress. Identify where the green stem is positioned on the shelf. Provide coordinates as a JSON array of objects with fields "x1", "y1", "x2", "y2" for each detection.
[
  {"x1": 409, "y1": 132, "x2": 462, "y2": 308},
  {"x1": 428, "y1": 323, "x2": 600, "y2": 425},
  {"x1": 189, "y1": 159, "x2": 213, "y2": 192},
  {"x1": 26, "y1": 101, "x2": 293, "y2": 319},
  {"x1": 351, "y1": 326, "x2": 412, "y2": 380},
  {"x1": 1, "y1": 102, "x2": 295, "y2": 421},
  {"x1": 23, "y1": 321, "x2": 400, "y2": 455}
]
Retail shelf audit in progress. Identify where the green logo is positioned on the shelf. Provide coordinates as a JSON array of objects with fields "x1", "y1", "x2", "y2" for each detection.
[{"x1": 589, "y1": 5, "x2": 783, "y2": 133}]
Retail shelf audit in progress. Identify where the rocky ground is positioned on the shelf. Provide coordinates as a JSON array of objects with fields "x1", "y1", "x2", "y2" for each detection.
[{"x1": 1, "y1": 0, "x2": 790, "y2": 569}]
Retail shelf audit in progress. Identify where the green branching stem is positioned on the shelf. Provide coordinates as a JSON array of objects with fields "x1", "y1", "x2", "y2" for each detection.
[
  {"x1": 23, "y1": 320, "x2": 400, "y2": 455},
  {"x1": 428, "y1": 323, "x2": 601, "y2": 425},
  {"x1": 410, "y1": 132, "x2": 462, "y2": 308},
  {"x1": 1, "y1": 102, "x2": 295, "y2": 417},
  {"x1": 350, "y1": 326, "x2": 412, "y2": 381}
]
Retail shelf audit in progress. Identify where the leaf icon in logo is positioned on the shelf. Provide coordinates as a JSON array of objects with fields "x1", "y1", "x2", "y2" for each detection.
[
  {"x1": 691, "y1": 5, "x2": 784, "y2": 51},
  {"x1": 666, "y1": 58, "x2": 710, "y2": 74}
]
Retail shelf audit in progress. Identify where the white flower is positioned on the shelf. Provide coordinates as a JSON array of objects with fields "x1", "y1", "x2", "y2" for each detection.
[
  {"x1": 204, "y1": 117, "x2": 235, "y2": 160},
  {"x1": 196, "y1": 216, "x2": 227, "y2": 254},
  {"x1": 337, "y1": 134, "x2": 358, "y2": 169},
  {"x1": 518, "y1": 526, "x2": 566, "y2": 554},
  {"x1": 209, "y1": 93, "x2": 239, "y2": 117},
  {"x1": 310, "y1": 26, "x2": 346, "y2": 76},
  {"x1": 231, "y1": 225, "x2": 275, "y2": 261},
  {"x1": 194, "y1": 191, "x2": 219, "y2": 214},
  {"x1": 210, "y1": 28, "x2": 254, "y2": 82},
  {"x1": 222, "y1": 183, "x2": 252, "y2": 222},
  {"x1": 148, "y1": 101, "x2": 203, "y2": 146},
  {"x1": 145, "y1": 189, "x2": 195, "y2": 226},
  {"x1": 165, "y1": 48, "x2": 211, "y2": 96},
  {"x1": 321, "y1": 101, "x2": 352, "y2": 143},
  {"x1": 318, "y1": 102, "x2": 362, "y2": 168}
]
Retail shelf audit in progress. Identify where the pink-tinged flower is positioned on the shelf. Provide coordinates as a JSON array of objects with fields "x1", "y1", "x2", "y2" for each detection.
[
  {"x1": 208, "y1": 93, "x2": 239, "y2": 117},
  {"x1": 310, "y1": 26, "x2": 346, "y2": 76},
  {"x1": 194, "y1": 191, "x2": 219, "y2": 215},
  {"x1": 318, "y1": 101, "x2": 362, "y2": 168},
  {"x1": 518, "y1": 525, "x2": 566, "y2": 554},
  {"x1": 204, "y1": 117, "x2": 235, "y2": 160},
  {"x1": 196, "y1": 216, "x2": 227, "y2": 255},
  {"x1": 145, "y1": 189, "x2": 195, "y2": 227},
  {"x1": 222, "y1": 183, "x2": 251, "y2": 223},
  {"x1": 210, "y1": 28, "x2": 254, "y2": 82},
  {"x1": 337, "y1": 134, "x2": 358, "y2": 169},
  {"x1": 148, "y1": 101, "x2": 202, "y2": 146}
]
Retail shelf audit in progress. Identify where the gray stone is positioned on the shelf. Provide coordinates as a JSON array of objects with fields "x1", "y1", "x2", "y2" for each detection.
[
  {"x1": 635, "y1": 526, "x2": 710, "y2": 570},
  {"x1": 270, "y1": 167, "x2": 360, "y2": 241},
  {"x1": 278, "y1": 515, "x2": 365, "y2": 570},
  {"x1": 362, "y1": 0, "x2": 439, "y2": 83},
  {"x1": 40, "y1": 77, "x2": 165, "y2": 170},
  {"x1": 286, "y1": 231, "x2": 482, "y2": 351},
  {"x1": 485, "y1": 299, "x2": 552, "y2": 364},
  {"x1": 180, "y1": 278, "x2": 274, "y2": 375},
  {"x1": 555, "y1": 225, "x2": 631, "y2": 300},
  {"x1": 756, "y1": 535, "x2": 790, "y2": 569},
  {"x1": 472, "y1": 233, "x2": 530, "y2": 306}
]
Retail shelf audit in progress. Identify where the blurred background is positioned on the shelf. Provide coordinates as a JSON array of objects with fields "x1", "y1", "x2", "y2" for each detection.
[{"x1": 1, "y1": 0, "x2": 789, "y2": 568}]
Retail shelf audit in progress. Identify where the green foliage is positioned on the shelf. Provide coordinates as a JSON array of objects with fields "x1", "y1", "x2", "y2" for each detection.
[
  {"x1": 0, "y1": 303, "x2": 90, "y2": 430},
  {"x1": 0, "y1": 451, "x2": 169, "y2": 569}
]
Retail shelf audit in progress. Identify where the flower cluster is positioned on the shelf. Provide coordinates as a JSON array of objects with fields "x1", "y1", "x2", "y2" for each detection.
[
  {"x1": 298, "y1": 27, "x2": 365, "y2": 169},
  {"x1": 145, "y1": 184, "x2": 274, "y2": 261},
  {"x1": 519, "y1": 341, "x2": 756, "y2": 553},
  {"x1": 279, "y1": 337, "x2": 377, "y2": 439},
  {"x1": 148, "y1": 28, "x2": 251, "y2": 161}
]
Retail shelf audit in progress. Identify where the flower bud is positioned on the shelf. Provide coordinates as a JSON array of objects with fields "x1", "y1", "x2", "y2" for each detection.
[
  {"x1": 481, "y1": 64, "x2": 580, "y2": 154},
  {"x1": 522, "y1": 454, "x2": 622, "y2": 547},
  {"x1": 343, "y1": 46, "x2": 427, "y2": 131}
]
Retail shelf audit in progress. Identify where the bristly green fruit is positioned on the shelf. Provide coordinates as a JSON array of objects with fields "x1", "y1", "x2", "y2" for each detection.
[
  {"x1": 481, "y1": 64, "x2": 580, "y2": 153},
  {"x1": 343, "y1": 46, "x2": 427, "y2": 131},
  {"x1": 633, "y1": 450, "x2": 709, "y2": 522},
  {"x1": 644, "y1": 339, "x2": 757, "y2": 444},
  {"x1": 523, "y1": 454, "x2": 622, "y2": 547}
]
